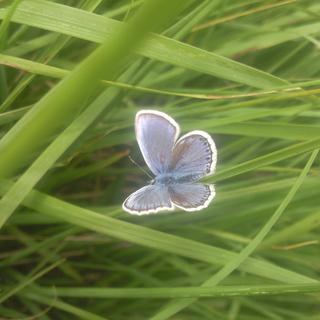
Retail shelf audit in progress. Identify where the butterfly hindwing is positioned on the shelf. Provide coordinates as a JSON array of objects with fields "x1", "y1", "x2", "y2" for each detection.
[
  {"x1": 122, "y1": 184, "x2": 174, "y2": 215},
  {"x1": 168, "y1": 183, "x2": 215, "y2": 212}
]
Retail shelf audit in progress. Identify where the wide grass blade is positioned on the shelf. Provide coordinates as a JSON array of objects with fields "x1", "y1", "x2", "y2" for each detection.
[
  {"x1": 0, "y1": 0, "x2": 189, "y2": 178},
  {"x1": 0, "y1": 259, "x2": 63, "y2": 304},
  {"x1": 0, "y1": 0, "x2": 287, "y2": 88}
]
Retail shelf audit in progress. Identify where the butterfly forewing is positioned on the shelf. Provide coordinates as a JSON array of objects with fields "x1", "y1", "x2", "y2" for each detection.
[
  {"x1": 122, "y1": 185, "x2": 173, "y2": 215},
  {"x1": 135, "y1": 110, "x2": 180, "y2": 175},
  {"x1": 169, "y1": 183, "x2": 215, "y2": 211},
  {"x1": 170, "y1": 131, "x2": 217, "y2": 181}
]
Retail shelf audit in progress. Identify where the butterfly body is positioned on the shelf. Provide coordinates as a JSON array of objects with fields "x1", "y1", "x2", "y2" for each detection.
[
  {"x1": 153, "y1": 172, "x2": 203, "y2": 185},
  {"x1": 123, "y1": 110, "x2": 217, "y2": 215},
  {"x1": 153, "y1": 174, "x2": 177, "y2": 185}
]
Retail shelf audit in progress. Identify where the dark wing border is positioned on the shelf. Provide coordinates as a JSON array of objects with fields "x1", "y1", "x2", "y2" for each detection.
[{"x1": 169, "y1": 183, "x2": 215, "y2": 212}]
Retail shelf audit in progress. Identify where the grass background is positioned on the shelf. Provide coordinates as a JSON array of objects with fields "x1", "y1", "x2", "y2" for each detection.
[{"x1": 0, "y1": 0, "x2": 320, "y2": 319}]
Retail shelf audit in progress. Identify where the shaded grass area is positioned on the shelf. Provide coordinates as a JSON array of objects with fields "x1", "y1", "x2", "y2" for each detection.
[{"x1": 0, "y1": 0, "x2": 319, "y2": 319}]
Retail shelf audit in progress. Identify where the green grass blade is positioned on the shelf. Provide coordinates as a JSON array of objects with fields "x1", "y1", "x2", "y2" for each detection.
[
  {"x1": 0, "y1": 259, "x2": 63, "y2": 304},
  {"x1": 0, "y1": 180, "x2": 316, "y2": 285},
  {"x1": 0, "y1": 0, "x2": 287, "y2": 88},
  {"x1": 211, "y1": 139, "x2": 320, "y2": 182},
  {"x1": 262, "y1": 209, "x2": 320, "y2": 247},
  {"x1": 0, "y1": 0, "x2": 188, "y2": 178},
  {"x1": 1, "y1": 1, "x2": 320, "y2": 318},
  {"x1": 151, "y1": 149, "x2": 319, "y2": 320},
  {"x1": 0, "y1": 0, "x2": 104, "y2": 112},
  {"x1": 22, "y1": 291, "x2": 109, "y2": 320},
  {"x1": 32, "y1": 283, "x2": 320, "y2": 299},
  {"x1": 0, "y1": 0, "x2": 23, "y2": 103},
  {"x1": 0, "y1": 88, "x2": 116, "y2": 229},
  {"x1": 0, "y1": 0, "x2": 23, "y2": 49},
  {"x1": 208, "y1": 122, "x2": 320, "y2": 140}
]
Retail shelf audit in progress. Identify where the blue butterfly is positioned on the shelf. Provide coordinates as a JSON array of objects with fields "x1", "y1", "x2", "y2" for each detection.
[{"x1": 123, "y1": 110, "x2": 217, "y2": 215}]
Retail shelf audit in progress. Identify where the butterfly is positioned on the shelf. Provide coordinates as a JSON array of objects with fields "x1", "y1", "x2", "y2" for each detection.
[{"x1": 122, "y1": 110, "x2": 217, "y2": 215}]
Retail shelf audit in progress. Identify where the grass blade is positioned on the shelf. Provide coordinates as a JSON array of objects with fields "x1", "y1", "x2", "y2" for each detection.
[
  {"x1": 0, "y1": 0, "x2": 287, "y2": 88},
  {"x1": 151, "y1": 150, "x2": 319, "y2": 320},
  {"x1": 0, "y1": 180, "x2": 316, "y2": 285}
]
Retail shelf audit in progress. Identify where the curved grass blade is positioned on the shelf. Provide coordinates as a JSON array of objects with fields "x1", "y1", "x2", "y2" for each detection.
[
  {"x1": 0, "y1": 0, "x2": 287, "y2": 89},
  {"x1": 0, "y1": 180, "x2": 316, "y2": 285},
  {"x1": 0, "y1": 0, "x2": 189, "y2": 179},
  {"x1": 150, "y1": 150, "x2": 319, "y2": 320}
]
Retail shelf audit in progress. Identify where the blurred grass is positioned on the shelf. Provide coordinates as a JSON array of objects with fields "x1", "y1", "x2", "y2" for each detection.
[{"x1": 0, "y1": 0, "x2": 320, "y2": 319}]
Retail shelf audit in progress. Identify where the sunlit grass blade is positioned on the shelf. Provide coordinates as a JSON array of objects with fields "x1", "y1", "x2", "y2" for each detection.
[
  {"x1": 0, "y1": 0, "x2": 287, "y2": 88},
  {"x1": 3, "y1": 53, "x2": 320, "y2": 103},
  {"x1": 32, "y1": 283, "x2": 320, "y2": 299}
]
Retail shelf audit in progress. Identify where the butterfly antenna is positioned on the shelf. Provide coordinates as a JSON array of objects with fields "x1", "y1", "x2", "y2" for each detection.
[{"x1": 128, "y1": 155, "x2": 153, "y2": 179}]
